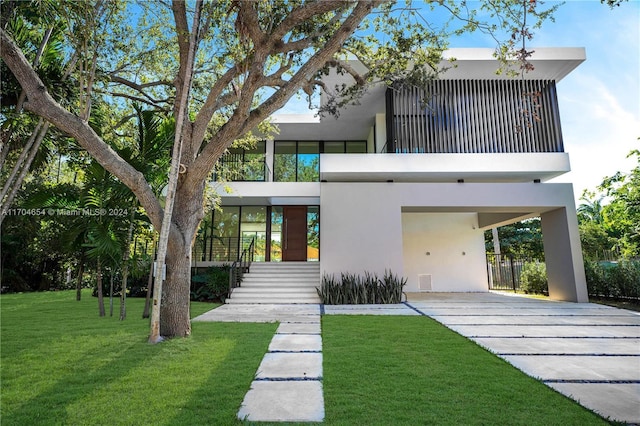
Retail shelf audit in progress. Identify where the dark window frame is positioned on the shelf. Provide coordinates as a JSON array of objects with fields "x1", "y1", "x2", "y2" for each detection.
[
  {"x1": 218, "y1": 140, "x2": 267, "y2": 182},
  {"x1": 273, "y1": 140, "x2": 367, "y2": 182}
]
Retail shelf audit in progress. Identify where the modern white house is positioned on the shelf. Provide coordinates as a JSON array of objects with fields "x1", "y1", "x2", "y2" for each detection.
[{"x1": 194, "y1": 47, "x2": 589, "y2": 304}]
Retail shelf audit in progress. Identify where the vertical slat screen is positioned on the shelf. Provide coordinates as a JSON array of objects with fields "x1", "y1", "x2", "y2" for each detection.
[{"x1": 386, "y1": 80, "x2": 564, "y2": 153}]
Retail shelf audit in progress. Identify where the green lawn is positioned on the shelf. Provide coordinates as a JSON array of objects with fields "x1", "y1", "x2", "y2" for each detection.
[
  {"x1": 2, "y1": 292, "x2": 610, "y2": 425},
  {"x1": 322, "y1": 315, "x2": 609, "y2": 426},
  {"x1": 0, "y1": 291, "x2": 276, "y2": 425}
]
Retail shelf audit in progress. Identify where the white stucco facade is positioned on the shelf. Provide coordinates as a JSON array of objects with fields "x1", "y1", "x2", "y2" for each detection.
[
  {"x1": 401, "y1": 213, "x2": 488, "y2": 293},
  {"x1": 211, "y1": 47, "x2": 589, "y2": 303},
  {"x1": 318, "y1": 181, "x2": 587, "y2": 301}
]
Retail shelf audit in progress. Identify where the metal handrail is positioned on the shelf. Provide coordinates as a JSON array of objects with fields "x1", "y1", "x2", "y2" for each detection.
[
  {"x1": 228, "y1": 238, "x2": 255, "y2": 295},
  {"x1": 193, "y1": 236, "x2": 254, "y2": 262}
]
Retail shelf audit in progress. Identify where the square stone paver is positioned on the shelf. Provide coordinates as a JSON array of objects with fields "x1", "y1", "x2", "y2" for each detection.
[
  {"x1": 256, "y1": 352, "x2": 323, "y2": 379},
  {"x1": 472, "y1": 337, "x2": 640, "y2": 355},
  {"x1": 277, "y1": 322, "x2": 321, "y2": 334},
  {"x1": 237, "y1": 380, "x2": 324, "y2": 422},
  {"x1": 446, "y1": 324, "x2": 640, "y2": 338},
  {"x1": 548, "y1": 383, "x2": 640, "y2": 424},
  {"x1": 269, "y1": 334, "x2": 322, "y2": 352},
  {"x1": 429, "y1": 314, "x2": 640, "y2": 326},
  {"x1": 501, "y1": 355, "x2": 640, "y2": 381}
]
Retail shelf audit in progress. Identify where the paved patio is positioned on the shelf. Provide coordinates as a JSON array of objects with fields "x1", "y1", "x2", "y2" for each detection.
[{"x1": 192, "y1": 292, "x2": 640, "y2": 424}]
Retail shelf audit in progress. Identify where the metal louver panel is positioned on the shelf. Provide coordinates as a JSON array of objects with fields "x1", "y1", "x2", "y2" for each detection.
[{"x1": 386, "y1": 80, "x2": 564, "y2": 154}]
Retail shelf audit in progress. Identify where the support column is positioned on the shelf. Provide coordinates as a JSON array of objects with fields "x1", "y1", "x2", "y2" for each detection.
[{"x1": 541, "y1": 207, "x2": 588, "y2": 302}]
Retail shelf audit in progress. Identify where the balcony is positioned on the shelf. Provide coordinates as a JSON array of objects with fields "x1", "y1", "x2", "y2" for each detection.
[{"x1": 319, "y1": 152, "x2": 570, "y2": 183}]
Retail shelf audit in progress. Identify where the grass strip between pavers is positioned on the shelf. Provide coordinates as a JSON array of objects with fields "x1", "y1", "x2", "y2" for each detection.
[{"x1": 322, "y1": 315, "x2": 611, "y2": 426}]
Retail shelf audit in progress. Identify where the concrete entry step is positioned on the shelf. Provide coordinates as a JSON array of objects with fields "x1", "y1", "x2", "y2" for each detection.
[
  {"x1": 231, "y1": 288, "x2": 319, "y2": 295},
  {"x1": 227, "y1": 296, "x2": 321, "y2": 304},
  {"x1": 227, "y1": 262, "x2": 321, "y2": 304},
  {"x1": 250, "y1": 262, "x2": 320, "y2": 271}
]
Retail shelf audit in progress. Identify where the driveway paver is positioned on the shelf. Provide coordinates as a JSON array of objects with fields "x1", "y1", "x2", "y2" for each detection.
[{"x1": 406, "y1": 292, "x2": 640, "y2": 424}]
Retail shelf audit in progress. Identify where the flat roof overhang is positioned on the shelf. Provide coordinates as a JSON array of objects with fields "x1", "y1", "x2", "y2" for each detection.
[
  {"x1": 441, "y1": 47, "x2": 586, "y2": 81},
  {"x1": 271, "y1": 47, "x2": 585, "y2": 141},
  {"x1": 320, "y1": 153, "x2": 571, "y2": 183},
  {"x1": 216, "y1": 182, "x2": 320, "y2": 206}
]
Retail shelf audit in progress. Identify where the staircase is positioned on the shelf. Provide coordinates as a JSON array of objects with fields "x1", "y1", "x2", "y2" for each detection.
[{"x1": 226, "y1": 262, "x2": 321, "y2": 304}]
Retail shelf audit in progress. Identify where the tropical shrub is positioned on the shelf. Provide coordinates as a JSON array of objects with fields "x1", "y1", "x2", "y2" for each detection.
[
  {"x1": 585, "y1": 259, "x2": 640, "y2": 300},
  {"x1": 191, "y1": 266, "x2": 230, "y2": 302},
  {"x1": 520, "y1": 262, "x2": 548, "y2": 295},
  {"x1": 608, "y1": 260, "x2": 640, "y2": 299},
  {"x1": 584, "y1": 260, "x2": 610, "y2": 297},
  {"x1": 317, "y1": 270, "x2": 406, "y2": 304}
]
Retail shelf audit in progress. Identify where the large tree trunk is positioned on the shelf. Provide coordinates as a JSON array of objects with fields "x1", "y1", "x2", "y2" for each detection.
[{"x1": 158, "y1": 180, "x2": 205, "y2": 338}]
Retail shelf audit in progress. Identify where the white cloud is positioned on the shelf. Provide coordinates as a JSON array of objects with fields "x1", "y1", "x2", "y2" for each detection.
[{"x1": 552, "y1": 75, "x2": 639, "y2": 202}]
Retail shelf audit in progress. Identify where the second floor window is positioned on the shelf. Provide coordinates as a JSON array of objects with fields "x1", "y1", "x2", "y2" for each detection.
[
  {"x1": 273, "y1": 140, "x2": 367, "y2": 182},
  {"x1": 218, "y1": 140, "x2": 266, "y2": 181},
  {"x1": 274, "y1": 141, "x2": 319, "y2": 182}
]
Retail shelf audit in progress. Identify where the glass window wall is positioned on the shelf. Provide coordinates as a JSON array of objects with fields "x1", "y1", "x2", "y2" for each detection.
[
  {"x1": 297, "y1": 142, "x2": 319, "y2": 182},
  {"x1": 273, "y1": 141, "x2": 366, "y2": 182},
  {"x1": 198, "y1": 205, "x2": 319, "y2": 262},
  {"x1": 307, "y1": 206, "x2": 319, "y2": 261},
  {"x1": 240, "y1": 206, "x2": 267, "y2": 261},
  {"x1": 274, "y1": 141, "x2": 297, "y2": 182},
  {"x1": 270, "y1": 207, "x2": 283, "y2": 262},
  {"x1": 211, "y1": 206, "x2": 240, "y2": 261}
]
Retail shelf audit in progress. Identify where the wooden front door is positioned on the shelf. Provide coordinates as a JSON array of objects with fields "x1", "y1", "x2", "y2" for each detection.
[{"x1": 282, "y1": 206, "x2": 307, "y2": 261}]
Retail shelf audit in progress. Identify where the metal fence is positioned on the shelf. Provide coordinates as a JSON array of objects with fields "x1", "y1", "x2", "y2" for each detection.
[
  {"x1": 486, "y1": 253, "x2": 538, "y2": 292},
  {"x1": 192, "y1": 236, "x2": 255, "y2": 263}
]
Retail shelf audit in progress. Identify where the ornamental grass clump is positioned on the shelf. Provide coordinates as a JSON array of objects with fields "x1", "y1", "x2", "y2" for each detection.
[{"x1": 317, "y1": 270, "x2": 406, "y2": 304}]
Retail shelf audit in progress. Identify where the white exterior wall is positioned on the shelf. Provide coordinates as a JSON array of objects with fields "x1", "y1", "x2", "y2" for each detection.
[
  {"x1": 320, "y1": 181, "x2": 587, "y2": 300},
  {"x1": 401, "y1": 213, "x2": 487, "y2": 292},
  {"x1": 320, "y1": 183, "x2": 404, "y2": 278}
]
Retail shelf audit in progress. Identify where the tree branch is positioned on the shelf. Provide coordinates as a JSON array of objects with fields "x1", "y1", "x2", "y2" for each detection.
[
  {"x1": 0, "y1": 27, "x2": 164, "y2": 229},
  {"x1": 106, "y1": 90, "x2": 172, "y2": 109},
  {"x1": 109, "y1": 75, "x2": 174, "y2": 90},
  {"x1": 191, "y1": 1, "x2": 382, "y2": 182},
  {"x1": 190, "y1": 66, "x2": 239, "y2": 151},
  {"x1": 271, "y1": 1, "x2": 348, "y2": 40}
]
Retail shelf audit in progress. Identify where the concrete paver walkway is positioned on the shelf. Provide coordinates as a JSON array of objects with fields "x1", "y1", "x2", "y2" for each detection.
[
  {"x1": 193, "y1": 293, "x2": 640, "y2": 424},
  {"x1": 195, "y1": 304, "x2": 324, "y2": 422},
  {"x1": 406, "y1": 292, "x2": 640, "y2": 424}
]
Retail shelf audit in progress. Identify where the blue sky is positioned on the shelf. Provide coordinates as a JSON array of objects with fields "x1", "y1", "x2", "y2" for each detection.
[
  {"x1": 280, "y1": 0, "x2": 639, "y2": 204},
  {"x1": 445, "y1": 0, "x2": 640, "y2": 202},
  {"x1": 525, "y1": 0, "x2": 639, "y2": 202}
]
